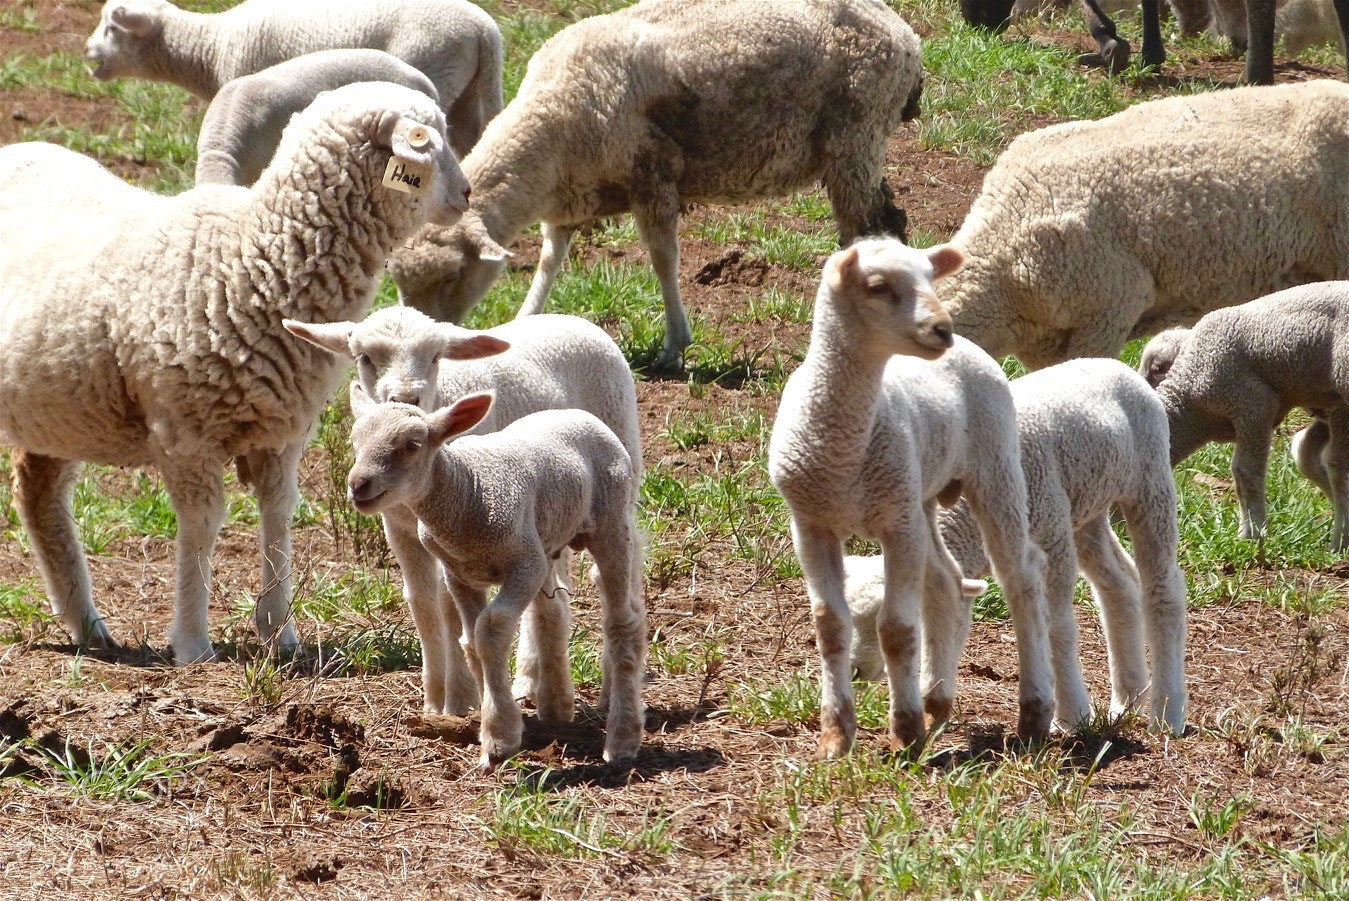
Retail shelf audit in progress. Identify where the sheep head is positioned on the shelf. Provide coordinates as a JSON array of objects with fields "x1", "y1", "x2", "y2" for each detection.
[
  {"x1": 1137, "y1": 328, "x2": 1192, "y2": 388},
  {"x1": 346, "y1": 383, "x2": 494, "y2": 514},
  {"x1": 86, "y1": 0, "x2": 168, "y2": 81},
  {"x1": 823, "y1": 239, "x2": 960, "y2": 361},
  {"x1": 389, "y1": 211, "x2": 510, "y2": 324},
  {"x1": 285, "y1": 308, "x2": 509, "y2": 410}
]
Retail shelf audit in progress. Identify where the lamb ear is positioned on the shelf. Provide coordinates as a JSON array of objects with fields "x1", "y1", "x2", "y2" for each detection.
[
  {"x1": 825, "y1": 245, "x2": 861, "y2": 293},
  {"x1": 284, "y1": 319, "x2": 355, "y2": 357},
  {"x1": 469, "y1": 222, "x2": 511, "y2": 263},
  {"x1": 927, "y1": 243, "x2": 966, "y2": 281},
  {"x1": 378, "y1": 113, "x2": 440, "y2": 168},
  {"x1": 349, "y1": 380, "x2": 377, "y2": 418},
  {"x1": 427, "y1": 392, "x2": 494, "y2": 445},
  {"x1": 109, "y1": 4, "x2": 157, "y2": 36},
  {"x1": 437, "y1": 328, "x2": 511, "y2": 362}
]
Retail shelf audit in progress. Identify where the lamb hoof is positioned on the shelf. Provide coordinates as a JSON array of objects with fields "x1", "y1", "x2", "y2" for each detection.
[
  {"x1": 816, "y1": 723, "x2": 855, "y2": 760},
  {"x1": 889, "y1": 708, "x2": 927, "y2": 750},
  {"x1": 170, "y1": 639, "x2": 218, "y2": 666},
  {"x1": 1079, "y1": 38, "x2": 1132, "y2": 75},
  {"x1": 1016, "y1": 698, "x2": 1053, "y2": 742},
  {"x1": 923, "y1": 694, "x2": 954, "y2": 727}
]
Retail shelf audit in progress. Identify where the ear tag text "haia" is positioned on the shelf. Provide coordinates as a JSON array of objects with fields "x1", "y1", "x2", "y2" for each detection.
[{"x1": 383, "y1": 156, "x2": 433, "y2": 197}]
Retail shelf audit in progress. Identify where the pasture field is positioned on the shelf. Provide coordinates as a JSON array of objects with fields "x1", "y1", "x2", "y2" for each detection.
[{"x1": 1, "y1": 0, "x2": 1348, "y2": 896}]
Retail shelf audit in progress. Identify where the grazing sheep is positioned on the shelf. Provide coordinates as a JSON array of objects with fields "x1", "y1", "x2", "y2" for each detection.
[
  {"x1": 346, "y1": 386, "x2": 646, "y2": 769},
  {"x1": 196, "y1": 50, "x2": 440, "y2": 186},
  {"x1": 389, "y1": 0, "x2": 923, "y2": 368},
  {"x1": 848, "y1": 360, "x2": 1188, "y2": 734},
  {"x1": 942, "y1": 81, "x2": 1349, "y2": 371},
  {"x1": 285, "y1": 308, "x2": 642, "y2": 719},
  {"x1": 0, "y1": 82, "x2": 471, "y2": 664},
  {"x1": 1144, "y1": 282, "x2": 1349, "y2": 549},
  {"x1": 768, "y1": 238, "x2": 1054, "y2": 756},
  {"x1": 86, "y1": 0, "x2": 503, "y2": 156}
]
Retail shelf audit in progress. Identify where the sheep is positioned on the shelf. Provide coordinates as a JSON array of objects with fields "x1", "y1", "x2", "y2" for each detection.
[
  {"x1": 196, "y1": 49, "x2": 441, "y2": 186},
  {"x1": 960, "y1": 0, "x2": 1347, "y2": 83},
  {"x1": 1291, "y1": 417, "x2": 1333, "y2": 494},
  {"x1": 847, "y1": 359, "x2": 1188, "y2": 734},
  {"x1": 941, "y1": 80, "x2": 1349, "y2": 372},
  {"x1": 283, "y1": 307, "x2": 642, "y2": 720},
  {"x1": 1275, "y1": 0, "x2": 1349, "y2": 56},
  {"x1": 767, "y1": 238, "x2": 1055, "y2": 756},
  {"x1": 0, "y1": 82, "x2": 471, "y2": 665},
  {"x1": 345, "y1": 385, "x2": 646, "y2": 769},
  {"x1": 388, "y1": 0, "x2": 924, "y2": 369},
  {"x1": 86, "y1": 0, "x2": 503, "y2": 157},
  {"x1": 1143, "y1": 282, "x2": 1349, "y2": 549}
]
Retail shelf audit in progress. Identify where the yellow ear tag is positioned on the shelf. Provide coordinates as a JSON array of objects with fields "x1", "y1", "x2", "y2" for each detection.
[{"x1": 383, "y1": 156, "x2": 433, "y2": 197}]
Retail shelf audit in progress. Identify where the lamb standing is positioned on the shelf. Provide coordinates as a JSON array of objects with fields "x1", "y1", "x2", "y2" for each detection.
[
  {"x1": 941, "y1": 80, "x2": 1349, "y2": 370},
  {"x1": 0, "y1": 82, "x2": 471, "y2": 664},
  {"x1": 86, "y1": 0, "x2": 503, "y2": 157},
  {"x1": 389, "y1": 0, "x2": 923, "y2": 368},
  {"x1": 768, "y1": 239, "x2": 1055, "y2": 756},
  {"x1": 285, "y1": 308, "x2": 642, "y2": 721},
  {"x1": 346, "y1": 386, "x2": 646, "y2": 769},
  {"x1": 847, "y1": 359, "x2": 1188, "y2": 734},
  {"x1": 196, "y1": 50, "x2": 441, "y2": 186},
  {"x1": 1142, "y1": 282, "x2": 1349, "y2": 550}
]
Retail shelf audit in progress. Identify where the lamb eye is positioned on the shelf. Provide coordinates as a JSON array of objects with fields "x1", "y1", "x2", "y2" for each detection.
[
  {"x1": 356, "y1": 353, "x2": 373, "y2": 368},
  {"x1": 866, "y1": 279, "x2": 889, "y2": 295}
]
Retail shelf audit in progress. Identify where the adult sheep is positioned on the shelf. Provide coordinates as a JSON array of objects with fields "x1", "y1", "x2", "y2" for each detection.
[
  {"x1": 941, "y1": 80, "x2": 1349, "y2": 371},
  {"x1": 390, "y1": 0, "x2": 923, "y2": 369},
  {"x1": 85, "y1": 0, "x2": 502, "y2": 157},
  {"x1": 0, "y1": 82, "x2": 471, "y2": 665}
]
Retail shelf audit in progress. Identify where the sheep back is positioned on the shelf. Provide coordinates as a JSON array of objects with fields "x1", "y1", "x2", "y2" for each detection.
[{"x1": 943, "y1": 80, "x2": 1349, "y2": 367}]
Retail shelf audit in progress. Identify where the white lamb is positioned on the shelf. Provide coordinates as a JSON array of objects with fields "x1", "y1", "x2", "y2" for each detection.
[
  {"x1": 1141, "y1": 282, "x2": 1349, "y2": 550},
  {"x1": 284, "y1": 307, "x2": 642, "y2": 720},
  {"x1": 940, "y1": 80, "x2": 1349, "y2": 370},
  {"x1": 346, "y1": 386, "x2": 646, "y2": 769},
  {"x1": 389, "y1": 0, "x2": 924, "y2": 368},
  {"x1": 86, "y1": 0, "x2": 503, "y2": 157},
  {"x1": 768, "y1": 238, "x2": 1055, "y2": 757},
  {"x1": 0, "y1": 82, "x2": 471, "y2": 664},
  {"x1": 196, "y1": 49, "x2": 440, "y2": 186},
  {"x1": 847, "y1": 359, "x2": 1188, "y2": 735}
]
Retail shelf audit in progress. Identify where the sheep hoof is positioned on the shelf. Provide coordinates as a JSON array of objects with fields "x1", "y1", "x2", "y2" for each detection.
[
  {"x1": 816, "y1": 722, "x2": 855, "y2": 759},
  {"x1": 889, "y1": 709, "x2": 927, "y2": 749},
  {"x1": 923, "y1": 694, "x2": 954, "y2": 727},
  {"x1": 1016, "y1": 699, "x2": 1053, "y2": 743}
]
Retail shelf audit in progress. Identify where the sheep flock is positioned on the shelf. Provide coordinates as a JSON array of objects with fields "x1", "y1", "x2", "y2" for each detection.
[{"x1": 3, "y1": 0, "x2": 1349, "y2": 890}]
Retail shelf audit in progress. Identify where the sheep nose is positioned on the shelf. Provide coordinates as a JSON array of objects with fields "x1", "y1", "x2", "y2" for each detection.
[
  {"x1": 348, "y1": 474, "x2": 372, "y2": 502},
  {"x1": 931, "y1": 321, "x2": 953, "y2": 348}
]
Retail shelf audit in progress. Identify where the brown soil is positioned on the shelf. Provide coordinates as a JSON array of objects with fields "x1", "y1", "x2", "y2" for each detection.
[{"x1": 2, "y1": 1, "x2": 1348, "y2": 897}]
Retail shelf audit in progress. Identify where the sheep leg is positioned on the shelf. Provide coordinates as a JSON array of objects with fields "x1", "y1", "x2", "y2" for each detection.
[
  {"x1": 1073, "y1": 514, "x2": 1150, "y2": 716},
  {"x1": 471, "y1": 559, "x2": 549, "y2": 770},
  {"x1": 633, "y1": 199, "x2": 692, "y2": 369},
  {"x1": 1320, "y1": 409, "x2": 1349, "y2": 551},
  {"x1": 876, "y1": 525, "x2": 932, "y2": 750},
  {"x1": 1119, "y1": 493, "x2": 1188, "y2": 734},
  {"x1": 239, "y1": 443, "x2": 302, "y2": 652},
  {"x1": 517, "y1": 222, "x2": 578, "y2": 317},
  {"x1": 161, "y1": 466, "x2": 228, "y2": 664},
  {"x1": 1334, "y1": 0, "x2": 1349, "y2": 79},
  {"x1": 1291, "y1": 418, "x2": 1332, "y2": 495},
  {"x1": 382, "y1": 507, "x2": 476, "y2": 714},
  {"x1": 589, "y1": 521, "x2": 647, "y2": 764},
  {"x1": 791, "y1": 516, "x2": 856, "y2": 758},
  {"x1": 965, "y1": 483, "x2": 1054, "y2": 741},
  {"x1": 11, "y1": 451, "x2": 113, "y2": 650},
  {"x1": 1038, "y1": 525, "x2": 1093, "y2": 731},
  {"x1": 919, "y1": 510, "x2": 971, "y2": 728},
  {"x1": 522, "y1": 559, "x2": 577, "y2": 725},
  {"x1": 446, "y1": 574, "x2": 488, "y2": 687},
  {"x1": 1230, "y1": 404, "x2": 1278, "y2": 540},
  {"x1": 1243, "y1": 0, "x2": 1277, "y2": 85}
]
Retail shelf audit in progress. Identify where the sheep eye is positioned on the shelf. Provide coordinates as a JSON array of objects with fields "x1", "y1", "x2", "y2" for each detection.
[
  {"x1": 356, "y1": 353, "x2": 373, "y2": 368},
  {"x1": 865, "y1": 279, "x2": 889, "y2": 296}
]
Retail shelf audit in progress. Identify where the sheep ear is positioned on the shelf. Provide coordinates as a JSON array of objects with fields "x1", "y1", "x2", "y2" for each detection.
[
  {"x1": 284, "y1": 319, "x2": 355, "y2": 356},
  {"x1": 826, "y1": 245, "x2": 862, "y2": 293},
  {"x1": 379, "y1": 113, "x2": 439, "y2": 168},
  {"x1": 438, "y1": 330, "x2": 511, "y2": 362},
  {"x1": 427, "y1": 392, "x2": 494, "y2": 445},
  {"x1": 927, "y1": 244, "x2": 966, "y2": 281},
  {"x1": 109, "y1": 4, "x2": 157, "y2": 36},
  {"x1": 349, "y1": 380, "x2": 377, "y2": 418},
  {"x1": 467, "y1": 219, "x2": 511, "y2": 263}
]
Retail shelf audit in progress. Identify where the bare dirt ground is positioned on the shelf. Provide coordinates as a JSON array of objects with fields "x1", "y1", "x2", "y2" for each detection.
[{"x1": 2, "y1": 1, "x2": 1349, "y2": 898}]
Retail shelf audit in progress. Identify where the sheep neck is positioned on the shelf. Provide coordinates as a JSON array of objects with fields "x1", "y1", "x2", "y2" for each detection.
[
  {"x1": 406, "y1": 448, "x2": 487, "y2": 547},
  {"x1": 152, "y1": 5, "x2": 228, "y2": 98},
  {"x1": 242, "y1": 149, "x2": 398, "y2": 324},
  {"x1": 460, "y1": 121, "x2": 561, "y2": 246}
]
